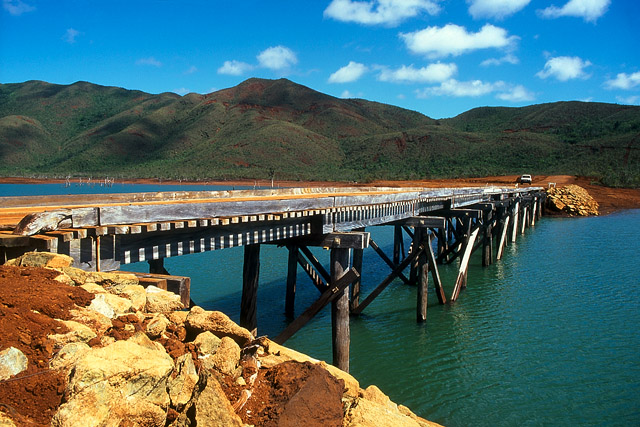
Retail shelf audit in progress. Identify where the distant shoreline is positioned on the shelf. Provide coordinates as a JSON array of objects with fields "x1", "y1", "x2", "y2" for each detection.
[{"x1": 2, "y1": 175, "x2": 639, "y2": 215}]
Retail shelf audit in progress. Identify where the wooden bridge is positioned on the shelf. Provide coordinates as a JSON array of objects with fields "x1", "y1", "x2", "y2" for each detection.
[{"x1": 0, "y1": 185, "x2": 545, "y2": 372}]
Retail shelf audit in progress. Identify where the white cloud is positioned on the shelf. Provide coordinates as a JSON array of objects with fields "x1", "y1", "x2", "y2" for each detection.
[
  {"x1": 324, "y1": 0, "x2": 441, "y2": 26},
  {"x1": 136, "y1": 57, "x2": 162, "y2": 67},
  {"x1": 468, "y1": 0, "x2": 530, "y2": 20},
  {"x1": 616, "y1": 95, "x2": 639, "y2": 105},
  {"x1": 217, "y1": 60, "x2": 253, "y2": 75},
  {"x1": 538, "y1": 0, "x2": 610, "y2": 22},
  {"x1": 401, "y1": 23, "x2": 516, "y2": 58},
  {"x1": 416, "y1": 78, "x2": 533, "y2": 102},
  {"x1": 378, "y1": 63, "x2": 457, "y2": 83},
  {"x1": 481, "y1": 53, "x2": 519, "y2": 66},
  {"x1": 2, "y1": 0, "x2": 34, "y2": 16},
  {"x1": 417, "y1": 79, "x2": 499, "y2": 97},
  {"x1": 496, "y1": 84, "x2": 535, "y2": 101},
  {"x1": 536, "y1": 56, "x2": 591, "y2": 81},
  {"x1": 63, "y1": 28, "x2": 80, "y2": 44},
  {"x1": 184, "y1": 65, "x2": 198, "y2": 75},
  {"x1": 604, "y1": 72, "x2": 640, "y2": 90},
  {"x1": 257, "y1": 46, "x2": 297, "y2": 70},
  {"x1": 173, "y1": 88, "x2": 190, "y2": 95},
  {"x1": 341, "y1": 90, "x2": 355, "y2": 98},
  {"x1": 329, "y1": 61, "x2": 368, "y2": 83}
]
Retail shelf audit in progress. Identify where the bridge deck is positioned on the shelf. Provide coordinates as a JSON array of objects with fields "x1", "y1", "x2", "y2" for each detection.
[{"x1": 0, "y1": 186, "x2": 543, "y2": 269}]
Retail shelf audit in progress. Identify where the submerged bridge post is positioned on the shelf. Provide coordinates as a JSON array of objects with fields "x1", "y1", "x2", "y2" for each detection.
[
  {"x1": 331, "y1": 246, "x2": 351, "y2": 372},
  {"x1": 241, "y1": 244, "x2": 261, "y2": 335},
  {"x1": 285, "y1": 245, "x2": 298, "y2": 319}
]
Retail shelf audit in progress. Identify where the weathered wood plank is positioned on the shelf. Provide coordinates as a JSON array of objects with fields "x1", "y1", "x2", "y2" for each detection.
[
  {"x1": 0, "y1": 233, "x2": 31, "y2": 247},
  {"x1": 511, "y1": 201, "x2": 519, "y2": 243},
  {"x1": 351, "y1": 245, "x2": 364, "y2": 312},
  {"x1": 451, "y1": 227, "x2": 479, "y2": 302},
  {"x1": 426, "y1": 233, "x2": 446, "y2": 304},
  {"x1": 298, "y1": 246, "x2": 331, "y2": 283},
  {"x1": 291, "y1": 232, "x2": 370, "y2": 250},
  {"x1": 496, "y1": 216, "x2": 510, "y2": 260},
  {"x1": 13, "y1": 211, "x2": 72, "y2": 236},
  {"x1": 296, "y1": 251, "x2": 327, "y2": 292},
  {"x1": 98, "y1": 198, "x2": 335, "y2": 226},
  {"x1": 388, "y1": 216, "x2": 446, "y2": 229},
  {"x1": 416, "y1": 228, "x2": 428, "y2": 322}
]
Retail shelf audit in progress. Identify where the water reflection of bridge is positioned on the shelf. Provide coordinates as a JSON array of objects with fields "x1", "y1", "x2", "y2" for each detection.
[{"x1": 0, "y1": 186, "x2": 545, "y2": 372}]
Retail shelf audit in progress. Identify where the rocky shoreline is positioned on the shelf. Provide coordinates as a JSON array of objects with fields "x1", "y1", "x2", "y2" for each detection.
[
  {"x1": 545, "y1": 184, "x2": 600, "y2": 216},
  {"x1": 0, "y1": 252, "x2": 441, "y2": 427}
]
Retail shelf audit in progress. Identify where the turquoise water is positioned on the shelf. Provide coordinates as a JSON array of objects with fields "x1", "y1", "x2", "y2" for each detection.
[
  {"x1": 0, "y1": 182, "x2": 248, "y2": 196},
  {"x1": 3, "y1": 183, "x2": 639, "y2": 426}
]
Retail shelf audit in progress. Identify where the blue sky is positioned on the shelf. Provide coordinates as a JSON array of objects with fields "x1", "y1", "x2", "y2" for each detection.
[{"x1": 1, "y1": 0, "x2": 639, "y2": 118}]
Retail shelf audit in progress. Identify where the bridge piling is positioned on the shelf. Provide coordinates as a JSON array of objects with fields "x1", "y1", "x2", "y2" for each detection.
[
  {"x1": 285, "y1": 245, "x2": 298, "y2": 318},
  {"x1": 241, "y1": 244, "x2": 260, "y2": 335},
  {"x1": 331, "y1": 247, "x2": 351, "y2": 372}
]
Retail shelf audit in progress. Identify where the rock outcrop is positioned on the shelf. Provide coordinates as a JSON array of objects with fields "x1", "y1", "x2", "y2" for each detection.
[
  {"x1": 546, "y1": 184, "x2": 599, "y2": 216},
  {"x1": 0, "y1": 252, "x2": 443, "y2": 427}
]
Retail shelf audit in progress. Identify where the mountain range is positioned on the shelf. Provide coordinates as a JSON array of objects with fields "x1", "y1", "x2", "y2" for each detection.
[{"x1": 1, "y1": 78, "x2": 638, "y2": 186}]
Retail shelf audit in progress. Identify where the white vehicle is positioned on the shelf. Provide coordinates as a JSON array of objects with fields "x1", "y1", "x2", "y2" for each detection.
[{"x1": 518, "y1": 174, "x2": 532, "y2": 184}]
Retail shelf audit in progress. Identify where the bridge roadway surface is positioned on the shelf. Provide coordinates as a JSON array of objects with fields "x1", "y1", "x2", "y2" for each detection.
[{"x1": 0, "y1": 185, "x2": 543, "y2": 269}]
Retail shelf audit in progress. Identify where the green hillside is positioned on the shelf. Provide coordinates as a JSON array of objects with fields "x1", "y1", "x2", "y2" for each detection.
[{"x1": 0, "y1": 78, "x2": 638, "y2": 186}]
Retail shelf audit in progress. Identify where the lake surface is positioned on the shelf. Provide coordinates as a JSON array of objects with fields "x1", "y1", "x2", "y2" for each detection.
[{"x1": 3, "y1": 183, "x2": 639, "y2": 426}]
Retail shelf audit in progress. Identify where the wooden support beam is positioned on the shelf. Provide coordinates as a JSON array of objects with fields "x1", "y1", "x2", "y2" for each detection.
[
  {"x1": 331, "y1": 247, "x2": 351, "y2": 372},
  {"x1": 273, "y1": 268, "x2": 359, "y2": 345},
  {"x1": 402, "y1": 225, "x2": 414, "y2": 240},
  {"x1": 496, "y1": 215, "x2": 510, "y2": 260},
  {"x1": 298, "y1": 245, "x2": 330, "y2": 282},
  {"x1": 292, "y1": 232, "x2": 370, "y2": 250},
  {"x1": 369, "y1": 238, "x2": 410, "y2": 285},
  {"x1": 450, "y1": 227, "x2": 479, "y2": 302},
  {"x1": 95, "y1": 235, "x2": 101, "y2": 272},
  {"x1": 482, "y1": 218, "x2": 493, "y2": 267},
  {"x1": 393, "y1": 225, "x2": 402, "y2": 264},
  {"x1": 511, "y1": 202, "x2": 519, "y2": 243},
  {"x1": 389, "y1": 216, "x2": 446, "y2": 229},
  {"x1": 531, "y1": 197, "x2": 537, "y2": 226},
  {"x1": 351, "y1": 246, "x2": 363, "y2": 312},
  {"x1": 425, "y1": 233, "x2": 446, "y2": 304},
  {"x1": 296, "y1": 251, "x2": 327, "y2": 292},
  {"x1": 352, "y1": 243, "x2": 425, "y2": 315},
  {"x1": 431, "y1": 208, "x2": 483, "y2": 220},
  {"x1": 285, "y1": 245, "x2": 298, "y2": 318},
  {"x1": 416, "y1": 229, "x2": 428, "y2": 322},
  {"x1": 240, "y1": 244, "x2": 260, "y2": 335},
  {"x1": 521, "y1": 206, "x2": 528, "y2": 235},
  {"x1": 437, "y1": 225, "x2": 447, "y2": 259}
]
